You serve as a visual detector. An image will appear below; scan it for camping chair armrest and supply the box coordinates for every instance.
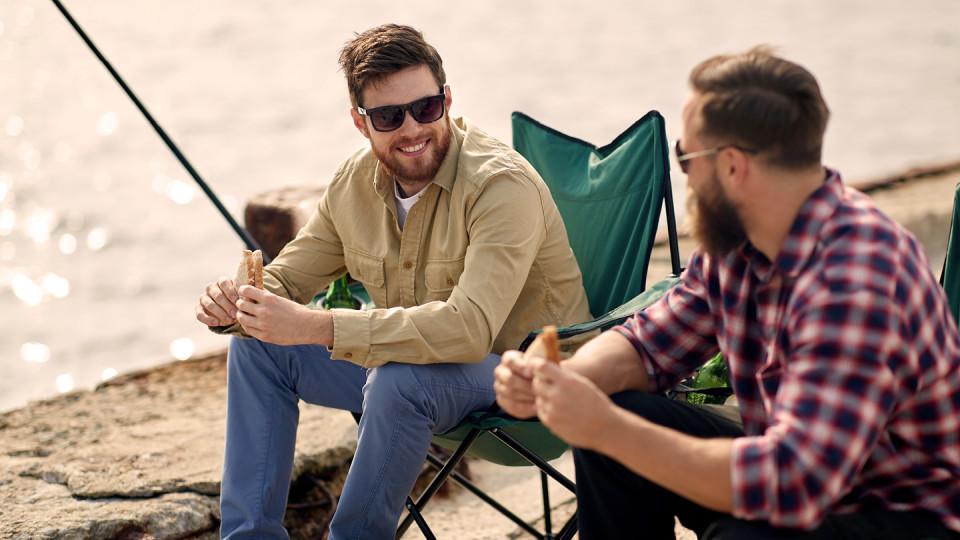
[519,274,681,351]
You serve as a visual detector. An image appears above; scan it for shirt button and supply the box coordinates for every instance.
[446,278,455,286]
[403,261,413,270]
[344,352,353,359]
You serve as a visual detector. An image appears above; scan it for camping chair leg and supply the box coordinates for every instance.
[557,512,578,540]
[489,428,577,493]
[541,471,553,538]
[397,429,482,538]
[663,175,682,275]
[403,497,437,540]
[423,452,543,538]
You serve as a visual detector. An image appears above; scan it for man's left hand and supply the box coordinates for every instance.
[531,358,620,450]
[236,285,332,346]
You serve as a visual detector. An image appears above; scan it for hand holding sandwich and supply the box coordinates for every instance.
[235,285,333,346]
[494,326,561,419]
[530,357,618,451]
[195,249,334,346]
[196,277,241,327]
[494,325,620,449]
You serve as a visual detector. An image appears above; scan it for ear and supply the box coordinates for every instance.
[443,84,452,112]
[350,108,370,139]
[718,147,750,191]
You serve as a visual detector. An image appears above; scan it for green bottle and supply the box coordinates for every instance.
[686,353,730,405]
[322,274,362,310]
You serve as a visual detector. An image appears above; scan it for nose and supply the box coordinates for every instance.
[395,109,420,137]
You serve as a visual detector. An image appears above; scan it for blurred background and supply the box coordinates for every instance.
[2,0,958,412]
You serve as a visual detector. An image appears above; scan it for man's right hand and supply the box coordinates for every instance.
[494,350,539,419]
[195,276,240,327]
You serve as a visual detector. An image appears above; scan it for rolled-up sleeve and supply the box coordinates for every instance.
[730,288,901,529]
[331,172,546,367]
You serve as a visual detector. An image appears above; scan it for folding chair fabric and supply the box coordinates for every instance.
[512,110,673,317]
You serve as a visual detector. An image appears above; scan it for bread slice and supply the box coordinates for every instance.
[523,325,560,363]
[236,249,264,289]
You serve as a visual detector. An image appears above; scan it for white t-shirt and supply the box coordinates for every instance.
[394,181,424,230]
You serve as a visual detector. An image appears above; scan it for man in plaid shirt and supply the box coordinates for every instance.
[495,47,960,539]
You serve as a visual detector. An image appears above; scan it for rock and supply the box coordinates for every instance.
[244,186,326,260]
[0,350,357,539]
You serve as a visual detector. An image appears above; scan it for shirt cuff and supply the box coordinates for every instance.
[330,308,372,365]
[730,435,777,522]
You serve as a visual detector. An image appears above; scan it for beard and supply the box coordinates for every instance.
[687,170,748,259]
[373,123,451,184]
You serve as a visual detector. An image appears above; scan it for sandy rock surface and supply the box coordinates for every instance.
[0,350,357,539]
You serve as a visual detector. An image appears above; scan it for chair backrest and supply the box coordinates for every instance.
[512,111,680,317]
[940,183,960,325]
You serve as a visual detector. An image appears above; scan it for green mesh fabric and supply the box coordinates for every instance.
[432,413,568,467]
[511,111,671,316]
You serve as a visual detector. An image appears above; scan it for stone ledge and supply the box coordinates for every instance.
[0,350,357,539]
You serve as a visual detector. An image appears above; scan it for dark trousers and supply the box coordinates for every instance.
[573,391,959,540]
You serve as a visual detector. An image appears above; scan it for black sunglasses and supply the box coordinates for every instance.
[357,90,446,132]
[674,139,758,174]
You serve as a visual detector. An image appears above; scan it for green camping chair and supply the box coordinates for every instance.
[396,110,683,539]
[939,183,960,323]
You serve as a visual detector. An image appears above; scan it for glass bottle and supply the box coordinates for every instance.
[322,274,362,310]
[686,353,730,405]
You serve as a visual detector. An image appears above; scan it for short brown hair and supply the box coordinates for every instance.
[689,46,829,169]
[338,24,446,107]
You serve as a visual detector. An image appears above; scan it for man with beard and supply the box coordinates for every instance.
[495,47,960,539]
[195,24,591,539]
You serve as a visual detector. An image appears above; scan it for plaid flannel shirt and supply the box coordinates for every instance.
[615,169,960,531]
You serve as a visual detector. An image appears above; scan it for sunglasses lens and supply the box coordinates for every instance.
[410,95,445,124]
[370,106,405,131]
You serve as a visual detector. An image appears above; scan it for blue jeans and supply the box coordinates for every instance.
[219,336,499,540]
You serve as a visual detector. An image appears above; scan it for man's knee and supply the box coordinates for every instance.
[609,391,682,425]
[364,363,428,412]
[227,336,284,377]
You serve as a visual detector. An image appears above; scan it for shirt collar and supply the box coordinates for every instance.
[745,168,844,282]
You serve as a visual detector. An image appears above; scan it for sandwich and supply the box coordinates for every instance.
[523,325,560,364]
[236,249,264,289]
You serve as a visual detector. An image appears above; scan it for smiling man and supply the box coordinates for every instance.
[495,47,960,539]
[194,24,590,539]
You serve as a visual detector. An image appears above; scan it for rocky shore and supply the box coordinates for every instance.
[2,163,958,539]
[0,350,357,539]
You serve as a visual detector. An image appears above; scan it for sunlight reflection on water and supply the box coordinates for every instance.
[96,112,118,136]
[5,115,23,137]
[170,338,195,361]
[11,273,43,306]
[41,273,70,299]
[58,233,77,254]
[20,342,50,364]
[86,227,109,251]
[55,373,74,393]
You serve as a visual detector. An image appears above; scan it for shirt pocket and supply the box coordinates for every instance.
[424,257,465,302]
[344,249,385,308]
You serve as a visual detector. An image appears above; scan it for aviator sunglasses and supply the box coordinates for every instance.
[357,90,446,132]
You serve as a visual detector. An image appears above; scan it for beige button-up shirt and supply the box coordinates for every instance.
[223,117,591,368]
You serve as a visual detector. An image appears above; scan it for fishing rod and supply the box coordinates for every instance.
[48,0,270,263]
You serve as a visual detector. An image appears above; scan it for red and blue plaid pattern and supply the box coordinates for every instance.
[615,169,960,531]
